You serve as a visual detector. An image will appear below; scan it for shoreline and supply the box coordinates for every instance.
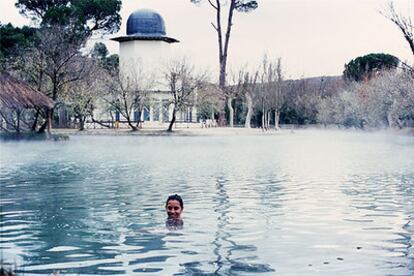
[51,126,414,137]
[52,127,280,137]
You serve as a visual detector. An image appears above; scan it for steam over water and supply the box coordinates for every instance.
[0,130,413,275]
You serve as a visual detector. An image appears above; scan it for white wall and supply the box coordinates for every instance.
[119,40,176,90]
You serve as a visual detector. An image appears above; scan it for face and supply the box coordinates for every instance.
[166,200,183,219]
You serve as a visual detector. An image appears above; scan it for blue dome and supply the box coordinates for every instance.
[126,9,166,36]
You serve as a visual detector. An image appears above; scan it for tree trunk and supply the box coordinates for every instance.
[214,0,236,127]
[58,107,67,128]
[127,117,138,131]
[47,108,52,134]
[124,104,137,131]
[227,97,234,127]
[261,101,265,131]
[79,116,85,131]
[215,2,225,127]
[274,110,280,130]
[245,92,253,128]
[37,109,51,134]
[267,111,271,129]
[168,108,177,132]
[31,109,40,131]
[38,120,47,133]
[16,110,21,133]
[135,110,142,129]
[387,112,394,128]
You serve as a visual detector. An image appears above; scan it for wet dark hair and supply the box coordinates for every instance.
[166,194,183,209]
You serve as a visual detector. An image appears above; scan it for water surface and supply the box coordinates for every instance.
[1,130,413,275]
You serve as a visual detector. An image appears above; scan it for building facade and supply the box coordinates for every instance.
[94,9,198,127]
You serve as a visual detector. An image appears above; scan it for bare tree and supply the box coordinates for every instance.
[226,68,245,127]
[190,0,258,125]
[269,58,284,129]
[316,70,414,129]
[14,49,46,131]
[243,72,255,128]
[15,26,87,133]
[228,67,258,128]
[257,56,284,130]
[382,1,414,56]
[257,76,270,130]
[365,70,414,128]
[104,64,154,131]
[165,59,206,132]
[196,83,224,125]
[64,59,105,130]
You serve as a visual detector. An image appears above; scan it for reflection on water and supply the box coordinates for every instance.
[179,176,274,275]
[166,218,183,231]
[0,130,413,275]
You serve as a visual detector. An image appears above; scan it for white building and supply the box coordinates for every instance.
[104,9,198,127]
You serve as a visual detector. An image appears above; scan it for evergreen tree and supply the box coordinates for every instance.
[343,53,399,82]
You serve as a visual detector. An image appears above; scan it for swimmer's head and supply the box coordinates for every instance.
[165,194,183,219]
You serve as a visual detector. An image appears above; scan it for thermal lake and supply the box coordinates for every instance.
[1,129,413,275]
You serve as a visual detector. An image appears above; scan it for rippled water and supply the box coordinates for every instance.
[0,130,413,275]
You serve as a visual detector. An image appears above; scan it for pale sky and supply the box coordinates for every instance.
[1,0,413,79]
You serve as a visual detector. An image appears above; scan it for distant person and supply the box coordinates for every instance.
[165,194,184,230]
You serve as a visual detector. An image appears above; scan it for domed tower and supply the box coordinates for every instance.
[110,9,197,125]
[111,9,179,90]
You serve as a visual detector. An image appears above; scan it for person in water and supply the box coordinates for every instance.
[165,194,184,230]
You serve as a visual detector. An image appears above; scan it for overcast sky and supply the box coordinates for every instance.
[1,0,413,79]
